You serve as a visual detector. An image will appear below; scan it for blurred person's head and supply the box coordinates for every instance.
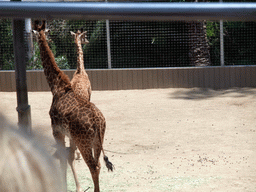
[0,114,64,192]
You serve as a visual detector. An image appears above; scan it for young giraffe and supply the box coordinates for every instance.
[70,29,91,161]
[70,28,91,101]
[33,20,113,192]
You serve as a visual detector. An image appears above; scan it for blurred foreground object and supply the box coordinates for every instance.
[0,114,65,192]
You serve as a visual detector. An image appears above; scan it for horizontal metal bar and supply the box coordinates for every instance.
[1,2,256,21]
[0,2,256,21]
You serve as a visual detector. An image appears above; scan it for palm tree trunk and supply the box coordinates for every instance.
[186,0,211,66]
[186,20,211,66]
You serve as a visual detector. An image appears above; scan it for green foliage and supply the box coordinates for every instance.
[2,54,14,70]
[206,21,221,66]
[47,20,73,67]
[0,19,14,70]
[223,22,256,65]
[27,41,70,70]
[206,22,219,40]
[27,42,43,70]
[55,55,70,69]
[87,20,105,46]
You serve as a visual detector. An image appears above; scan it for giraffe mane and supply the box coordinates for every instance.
[33,20,72,92]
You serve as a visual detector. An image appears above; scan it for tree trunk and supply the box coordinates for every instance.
[186,20,211,66]
[186,0,211,66]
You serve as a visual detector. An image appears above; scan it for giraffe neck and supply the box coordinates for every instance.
[38,31,71,95]
[75,38,85,74]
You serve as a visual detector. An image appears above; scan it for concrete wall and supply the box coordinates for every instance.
[0,66,256,92]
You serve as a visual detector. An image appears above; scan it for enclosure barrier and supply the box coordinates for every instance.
[1,2,256,131]
[1,2,256,21]
[1,66,256,92]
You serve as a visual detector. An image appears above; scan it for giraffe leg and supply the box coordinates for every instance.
[53,131,68,192]
[93,138,102,173]
[79,147,100,192]
[68,139,83,192]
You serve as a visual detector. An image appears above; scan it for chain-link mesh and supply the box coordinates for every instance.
[0,19,14,70]
[110,21,189,68]
[223,22,256,66]
[0,2,256,70]
[46,20,108,69]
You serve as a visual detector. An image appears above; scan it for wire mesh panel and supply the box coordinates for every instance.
[0,19,14,70]
[33,20,108,69]
[223,22,256,66]
[110,21,189,68]
[0,2,256,70]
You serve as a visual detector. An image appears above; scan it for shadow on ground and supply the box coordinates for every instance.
[169,87,256,100]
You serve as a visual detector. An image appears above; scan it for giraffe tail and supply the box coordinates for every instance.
[103,155,114,172]
[97,126,114,172]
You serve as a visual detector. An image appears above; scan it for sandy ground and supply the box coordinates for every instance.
[0,88,256,192]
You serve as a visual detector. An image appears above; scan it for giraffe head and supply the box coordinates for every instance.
[32,20,50,41]
[70,28,89,45]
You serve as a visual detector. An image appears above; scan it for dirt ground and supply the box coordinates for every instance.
[1,88,256,192]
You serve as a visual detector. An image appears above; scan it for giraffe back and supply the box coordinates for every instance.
[50,90,105,143]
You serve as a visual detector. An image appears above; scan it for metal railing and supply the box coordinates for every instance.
[0,2,256,21]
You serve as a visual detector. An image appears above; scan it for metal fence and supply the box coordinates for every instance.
[0,1,256,70]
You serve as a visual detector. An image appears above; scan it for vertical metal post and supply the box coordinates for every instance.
[25,18,34,61]
[12,18,32,134]
[220,0,225,66]
[105,0,112,69]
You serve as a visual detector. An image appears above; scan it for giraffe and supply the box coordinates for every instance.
[70,29,91,160]
[70,28,92,101]
[32,20,113,192]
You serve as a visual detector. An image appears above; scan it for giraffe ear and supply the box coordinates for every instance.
[81,31,88,38]
[32,30,39,35]
[44,29,50,35]
[70,31,76,37]
[70,31,76,43]
[81,32,89,44]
